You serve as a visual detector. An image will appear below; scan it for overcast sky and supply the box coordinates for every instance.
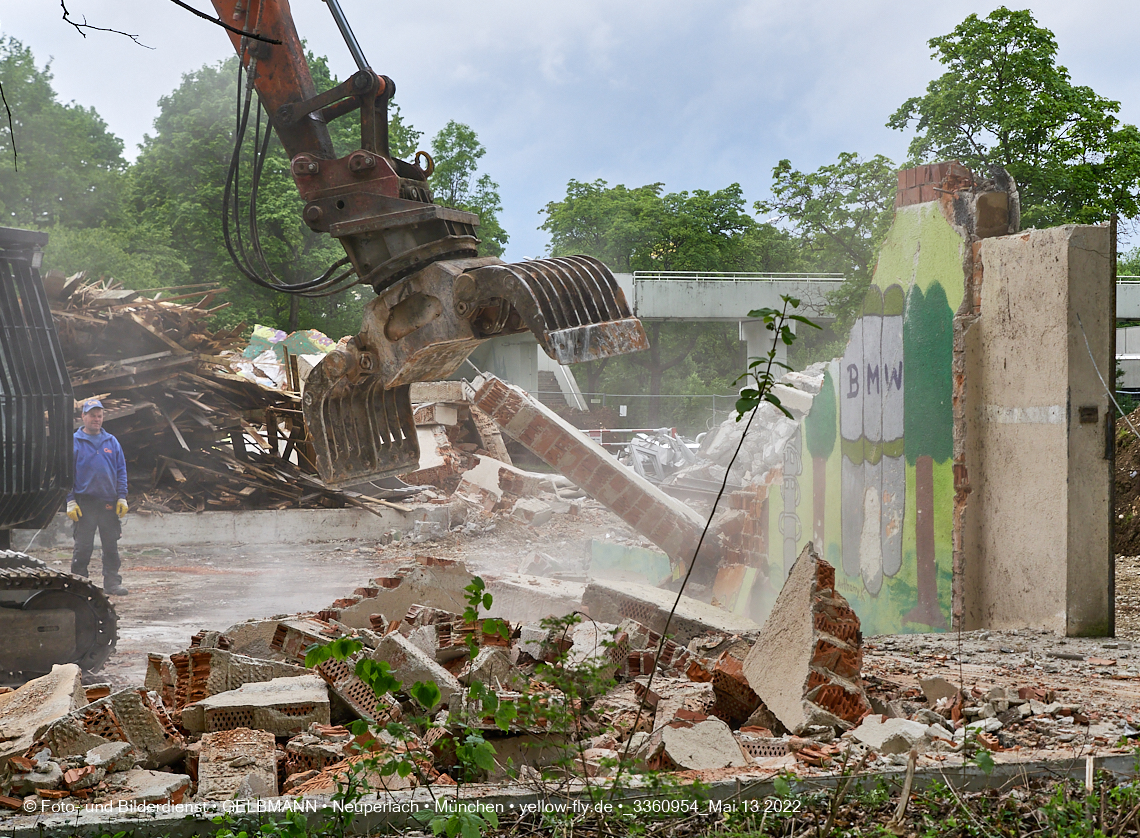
[4,1,1139,261]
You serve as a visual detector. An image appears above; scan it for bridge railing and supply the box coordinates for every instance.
[632,271,847,282]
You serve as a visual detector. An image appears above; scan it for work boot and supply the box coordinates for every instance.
[104,583,129,596]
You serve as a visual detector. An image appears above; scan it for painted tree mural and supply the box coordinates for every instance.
[903,282,953,628]
[805,367,836,549]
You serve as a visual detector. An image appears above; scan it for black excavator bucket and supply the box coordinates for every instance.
[0,227,74,534]
[303,255,648,488]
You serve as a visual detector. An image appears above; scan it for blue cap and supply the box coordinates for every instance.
[82,399,104,413]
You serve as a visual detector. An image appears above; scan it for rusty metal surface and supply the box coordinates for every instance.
[454,256,650,362]
[302,344,419,489]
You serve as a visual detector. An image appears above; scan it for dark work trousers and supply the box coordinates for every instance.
[70,496,122,587]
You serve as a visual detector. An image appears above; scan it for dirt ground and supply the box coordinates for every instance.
[25,499,1140,703]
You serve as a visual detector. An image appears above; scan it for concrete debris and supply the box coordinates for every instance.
[847,716,935,755]
[331,555,474,630]
[284,724,352,778]
[180,675,330,736]
[196,728,278,800]
[0,664,86,769]
[63,765,104,791]
[583,578,761,645]
[473,375,713,566]
[742,543,872,734]
[32,689,183,769]
[511,497,554,527]
[84,741,135,773]
[146,647,308,711]
[642,717,749,771]
[6,758,63,796]
[919,676,959,705]
[458,648,524,690]
[375,632,460,706]
[102,769,191,805]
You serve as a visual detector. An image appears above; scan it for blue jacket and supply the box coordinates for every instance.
[69,427,128,503]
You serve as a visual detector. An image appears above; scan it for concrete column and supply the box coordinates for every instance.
[961,225,1113,636]
[740,319,794,370]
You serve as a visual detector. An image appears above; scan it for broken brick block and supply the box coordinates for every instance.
[180,675,330,736]
[742,543,871,733]
[32,689,184,769]
[710,653,762,726]
[163,648,309,711]
[63,765,104,791]
[0,664,86,769]
[284,725,352,777]
[511,497,553,527]
[197,728,278,800]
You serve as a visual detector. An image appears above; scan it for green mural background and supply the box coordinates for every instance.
[765,202,962,635]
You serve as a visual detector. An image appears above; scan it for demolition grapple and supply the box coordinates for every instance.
[209,0,648,487]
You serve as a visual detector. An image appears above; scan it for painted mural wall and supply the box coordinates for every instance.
[767,201,963,635]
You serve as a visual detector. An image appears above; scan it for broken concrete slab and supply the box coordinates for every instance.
[582,579,761,645]
[284,725,352,777]
[847,715,934,755]
[33,689,184,769]
[334,556,474,630]
[196,728,278,801]
[0,664,86,769]
[920,676,959,705]
[180,675,330,736]
[459,648,524,691]
[375,632,460,706]
[643,718,749,771]
[485,574,584,625]
[84,741,135,773]
[102,769,191,805]
[742,543,872,734]
[511,497,553,527]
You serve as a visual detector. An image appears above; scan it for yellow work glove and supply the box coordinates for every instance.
[66,501,82,522]
[116,499,129,518]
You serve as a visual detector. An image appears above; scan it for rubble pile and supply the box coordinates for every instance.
[45,271,400,516]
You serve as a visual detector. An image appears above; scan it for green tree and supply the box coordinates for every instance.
[902,282,953,629]
[888,6,1140,227]
[129,54,372,336]
[756,153,897,338]
[428,121,507,257]
[0,36,126,228]
[540,179,798,426]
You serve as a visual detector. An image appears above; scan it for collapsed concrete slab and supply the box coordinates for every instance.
[180,675,330,736]
[484,574,584,625]
[33,689,184,769]
[473,376,713,568]
[196,728,278,800]
[742,544,871,733]
[582,579,761,645]
[0,664,86,769]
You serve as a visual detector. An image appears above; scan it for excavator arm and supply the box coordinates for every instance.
[208,0,648,487]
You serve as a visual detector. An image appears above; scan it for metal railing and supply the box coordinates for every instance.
[632,270,846,282]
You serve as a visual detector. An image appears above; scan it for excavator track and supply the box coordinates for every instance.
[0,550,118,682]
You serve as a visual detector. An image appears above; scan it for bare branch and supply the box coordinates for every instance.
[166,0,283,45]
[60,1,154,49]
[0,81,15,172]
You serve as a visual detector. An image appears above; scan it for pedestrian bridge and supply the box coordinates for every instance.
[624,272,1140,321]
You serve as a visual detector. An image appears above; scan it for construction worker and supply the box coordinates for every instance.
[67,399,130,595]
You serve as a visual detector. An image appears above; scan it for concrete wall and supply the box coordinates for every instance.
[960,226,1113,635]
